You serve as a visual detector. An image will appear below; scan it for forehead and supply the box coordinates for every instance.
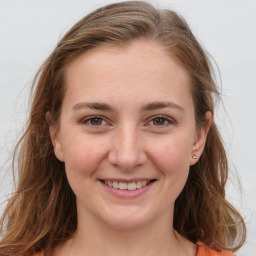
[65,40,189,77]
[63,40,192,108]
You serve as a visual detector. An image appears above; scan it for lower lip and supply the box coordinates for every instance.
[99,180,156,199]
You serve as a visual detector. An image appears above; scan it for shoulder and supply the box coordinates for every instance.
[196,241,236,256]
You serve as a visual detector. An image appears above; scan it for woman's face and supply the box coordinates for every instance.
[51,41,210,229]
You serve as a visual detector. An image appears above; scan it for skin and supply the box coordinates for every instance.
[50,40,211,256]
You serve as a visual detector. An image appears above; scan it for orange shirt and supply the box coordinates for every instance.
[196,241,236,256]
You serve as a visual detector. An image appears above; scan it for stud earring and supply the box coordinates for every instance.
[192,155,199,159]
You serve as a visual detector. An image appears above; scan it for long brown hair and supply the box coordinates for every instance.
[0,1,246,255]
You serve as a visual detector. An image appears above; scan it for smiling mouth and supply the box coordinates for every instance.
[100,180,156,191]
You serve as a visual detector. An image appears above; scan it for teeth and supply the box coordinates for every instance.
[113,181,118,189]
[119,182,128,190]
[136,181,142,189]
[128,182,136,190]
[104,180,151,190]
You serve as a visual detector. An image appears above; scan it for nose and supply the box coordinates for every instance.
[108,126,147,171]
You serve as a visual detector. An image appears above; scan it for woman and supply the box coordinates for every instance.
[0,1,246,255]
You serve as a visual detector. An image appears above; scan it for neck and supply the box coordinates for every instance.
[56,209,196,256]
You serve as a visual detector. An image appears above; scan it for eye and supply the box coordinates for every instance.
[89,117,104,125]
[148,115,175,127]
[81,116,107,126]
[152,117,167,125]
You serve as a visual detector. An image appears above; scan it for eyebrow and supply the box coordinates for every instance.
[72,101,184,112]
[72,102,116,112]
[141,101,184,112]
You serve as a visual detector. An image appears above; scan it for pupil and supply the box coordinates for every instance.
[154,118,164,125]
[91,118,102,125]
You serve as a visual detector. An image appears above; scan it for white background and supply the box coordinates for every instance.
[0,0,255,255]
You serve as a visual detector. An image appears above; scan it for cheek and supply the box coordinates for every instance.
[149,136,192,177]
[62,135,107,178]
[62,136,109,199]
[146,136,193,206]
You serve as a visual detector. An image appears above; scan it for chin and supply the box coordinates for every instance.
[99,206,153,230]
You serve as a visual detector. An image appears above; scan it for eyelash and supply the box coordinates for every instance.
[80,115,108,127]
[146,115,175,128]
[80,115,175,128]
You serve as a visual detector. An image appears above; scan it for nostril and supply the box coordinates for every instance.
[107,138,147,170]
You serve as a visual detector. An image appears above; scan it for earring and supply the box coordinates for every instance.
[192,155,199,159]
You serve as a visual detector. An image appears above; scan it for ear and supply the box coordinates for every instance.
[46,112,64,162]
[190,111,212,165]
